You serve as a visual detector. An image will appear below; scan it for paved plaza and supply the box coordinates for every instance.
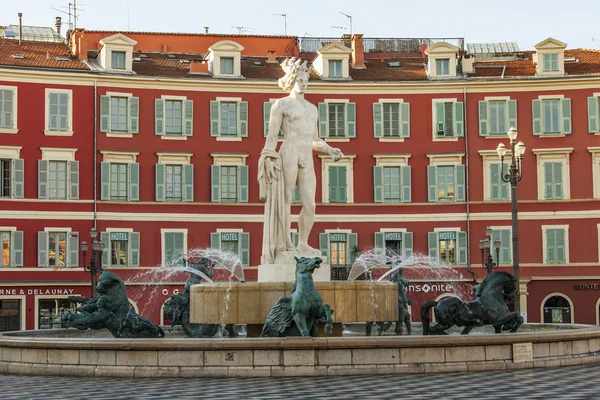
[1,363,599,399]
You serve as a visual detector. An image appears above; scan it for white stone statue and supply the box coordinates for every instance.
[258,58,344,264]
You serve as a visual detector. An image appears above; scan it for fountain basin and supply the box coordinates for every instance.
[189,281,398,325]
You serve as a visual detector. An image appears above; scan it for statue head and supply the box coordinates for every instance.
[96,270,126,294]
[278,58,310,93]
[294,256,323,273]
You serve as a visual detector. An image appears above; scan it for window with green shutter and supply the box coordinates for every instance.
[543,53,559,72]
[48,161,67,200]
[328,60,342,77]
[324,232,358,280]
[211,231,250,267]
[102,231,140,267]
[102,162,138,202]
[328,165,347,203]
[428,231,467,265]
[110,163,128,201]
[155,98,193,137]
[165,100,183,135]
[588,96,600,133]
[110,97,128,132]
[427,164,465,202]
[209,100,248,138]
[435,59,450,75]
[435,101,463,138]
[318,102,356,139]
[165,165,183,202]
[48,92,69,131]
[163,232,185,266]
[491,229,511,265]
[374,231,413,259]
[0,88,15,129]
[221,166,238,202]
[0,159,11,198]
[45,231,75,267]
[489,163,510,201]
[545,228,566,264]
[373,166,412,203]
[155,163,193,203]
[377,103,410,138]
[211,165,248,203]
[220,57,234,74]
[543,161,564,200]
[111,51,126,69]
[0,231,11,266]
[101,95,139,134]
[532,98,571,135]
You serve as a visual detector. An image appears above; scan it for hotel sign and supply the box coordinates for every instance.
[110,232,128,241]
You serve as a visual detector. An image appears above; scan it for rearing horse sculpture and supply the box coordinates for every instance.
[421,271,523,335]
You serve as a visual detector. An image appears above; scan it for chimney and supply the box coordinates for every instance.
[204,27,209,34]
[267,50,277,63]
[351,34,365,69]
[18,13,23,46]
[162,44,168,53]
[55,17,62,35]
[190,59,209,74]
[419,44,427,58]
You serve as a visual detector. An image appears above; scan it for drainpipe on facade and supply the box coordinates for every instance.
[463,87,476,283]
[93,80,97,229]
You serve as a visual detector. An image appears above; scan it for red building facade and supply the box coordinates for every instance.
[1,28,599,331]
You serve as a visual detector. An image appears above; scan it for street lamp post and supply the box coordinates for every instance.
[479,226,501,276]
[496,127,526,315]
[81,227,105,298]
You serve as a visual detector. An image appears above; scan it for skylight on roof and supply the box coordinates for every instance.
[12,54,24,59]
[387,61,401,68]
[467,42,520,54]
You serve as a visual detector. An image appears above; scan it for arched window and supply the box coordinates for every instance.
[542,294,572,323]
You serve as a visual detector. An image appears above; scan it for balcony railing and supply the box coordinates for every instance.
[298,37,464,54]
[331,264,352,281]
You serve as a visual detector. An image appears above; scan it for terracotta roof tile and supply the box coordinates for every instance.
[0,40,88,70]
[565,49,600,75]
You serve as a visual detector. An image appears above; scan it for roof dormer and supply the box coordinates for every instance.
[98,33,137,73]
[312,42,352,80]
[207,40,244,78]
[425,42,460,79]
[533,37,567,76]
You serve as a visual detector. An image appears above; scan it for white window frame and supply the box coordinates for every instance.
[0,85,18,134]
[207,40,244,78]
[40,147,77,162]
[532,148,573,200]
[541,224,570,264]
[211,153,248,167]
[159,94,188,141]
[427,153,464,167]
[0,146,22,159]
[44,88,73,136]
[319,154,356,204]
[589,147,600,199]
[105,91,134,138]
[377,98,408,143]
[478,150,511,201]
[431,98,460,142]
[160,228,188,265]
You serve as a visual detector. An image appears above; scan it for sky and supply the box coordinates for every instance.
[4,0,600,50]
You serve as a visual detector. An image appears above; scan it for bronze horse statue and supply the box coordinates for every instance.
[420,271,523,335]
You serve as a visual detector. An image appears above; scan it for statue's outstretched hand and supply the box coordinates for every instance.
[265,157,281,183]
[329,148,344,162]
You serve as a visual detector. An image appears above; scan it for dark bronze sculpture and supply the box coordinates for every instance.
[366,268,412,336]
[261,256,334,337]
[420,271,523,335]
[163,258,237,337]
[62,270,165,338]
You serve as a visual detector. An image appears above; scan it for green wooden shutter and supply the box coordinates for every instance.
[501,230,511,264]
[318,102,328,138]
[345,102,356,138]
[374,232,385,256]
[435,102,445,135]
[100,95,110,132]
[588,97,599,133]
[101,162,111,200]
[561,98,571,134]
[339,166,347,203]
[508,100,517,130]
[544,162,554,199]
[38,231,48,267]
[38,160,48,199]
[129,97,139,134]
[68,160,79,200]
[210,101,220,137]
[100,232,110,267]
[155,99,164,135]
[290,232,299,247]
[164,232,174,264]
[373,102,383,138]
[500,164,509,200]
[240,232,250,266]
[401,102,410,138]
[556,229,566,263]
[543,54,551,71]
[11,231,23,267]
[551,53,559,71]
[329,166,338,202]
[238,101,248,137]
[238,165,248,203]
[130,232,140,267]
[155,163,165,202]
[264,101,272,137]
[68,232,79,267]
[183,100,193,136]
[402,232,413,258]
[546,229,556,263]
[319,233,329,258]
[12,158,24,199]
[453,102,464,137]
[532,100,542,136]
[211,165,221,202]
[457,231,468,265]
[128,163,139,201]
[490,163,500,200]
[373,166,383,203]
[455,164,465,202]
[401,166,411,203]
[210,232,220,250]
[478,100,488,136]
[427,165,437,202]
[427,232,438,261]
[183,164,194,202]
[48,92,58,131]
[348,233,358,265]
[553,162,563,199]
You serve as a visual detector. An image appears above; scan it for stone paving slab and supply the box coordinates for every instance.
[1,362,599,399]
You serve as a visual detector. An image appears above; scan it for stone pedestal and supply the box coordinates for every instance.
[258,250,331,282]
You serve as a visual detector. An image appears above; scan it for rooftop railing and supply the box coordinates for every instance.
[298,37,464,54]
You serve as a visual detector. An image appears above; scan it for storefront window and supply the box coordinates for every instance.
[543,295,572,323]
[38,298,77,329]
[439,231,456,264]
[0,299,20,331]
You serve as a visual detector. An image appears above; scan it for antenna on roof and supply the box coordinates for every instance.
[127,4,130,31]
[339,12,352,36]
[231,26,254,35]
[272,13,287,35]
[51,1,91,31]
[331,26,346,32]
